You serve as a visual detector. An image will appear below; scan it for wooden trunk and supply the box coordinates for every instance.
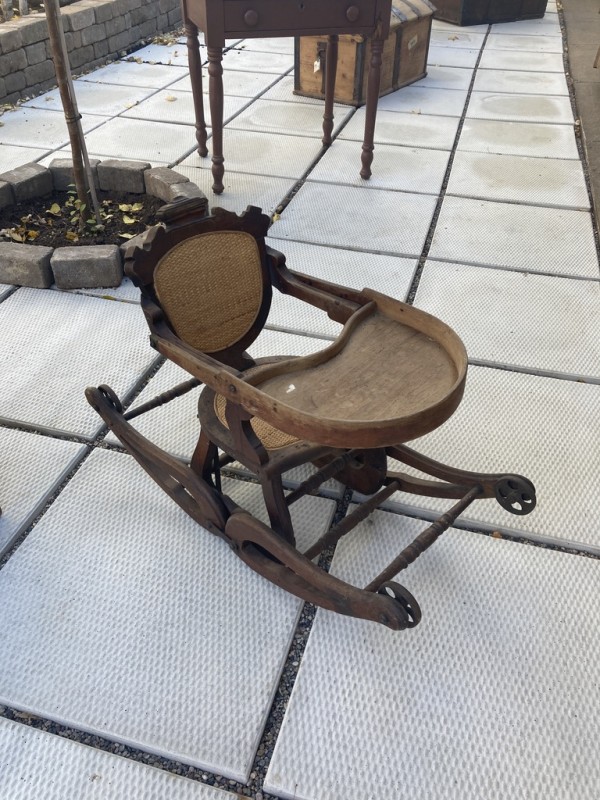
[294,0,434,107]
[433,0,548,26]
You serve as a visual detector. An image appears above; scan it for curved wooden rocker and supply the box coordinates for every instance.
[86,199,536,631]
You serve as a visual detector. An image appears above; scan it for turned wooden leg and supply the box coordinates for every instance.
[360,34,384,180]
[207,45,225,194]
[322,34,338,146]
[183,11,208,157]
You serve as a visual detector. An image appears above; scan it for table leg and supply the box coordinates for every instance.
[207,46,225,194]
[322,34,338,146]
[183,13,208,157]
[360,34,384,180]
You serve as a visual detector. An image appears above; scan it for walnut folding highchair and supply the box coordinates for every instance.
[86,199,536,631]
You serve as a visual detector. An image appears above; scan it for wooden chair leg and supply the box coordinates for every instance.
[259,472,296,546]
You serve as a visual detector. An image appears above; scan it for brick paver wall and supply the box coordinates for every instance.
[0,0,182,106]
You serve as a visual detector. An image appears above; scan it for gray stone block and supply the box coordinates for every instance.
[51,244,123,289]
[24,41,47,66]
[0,49,27,78]
[24,59,55,87]
[0,25,23,54]
[49,158,101,192]
[20,17,49,47]
[105,15,127,36]
[168,182,209,205]
[5,71,26,93]
[64,30,83,51]
[94,1,114,23]
[167,7,182,25]
[68,45,95,70]
[144,167,190,201]
[93,40,111,60]
[0,243,53,288]
[0,181,14,210]
[81,23,107,47]
[97,159,151,193]
[0,163,53,202]
[108,31,133,53]
[68,6,96,31]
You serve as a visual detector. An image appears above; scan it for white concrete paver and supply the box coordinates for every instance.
[446,150,589,208]
[77,61,189,89]
[472,67,569,95]
[485,33,563,52]
[225,98,352,138]
[457,118,579,159]
[270,182,437,256]
[308,139,450,194]
[0,427,85,556]
[414,261,600,379]
[376,85,468,117]
[221,47,293,74]
[478,49,565,72]
[339,108,460,151]
[0,289,156,439]
[0,144,51,173]
[265,512,600,800]
[0,449,334,782]
[389,366,600,548]
[467,90,574,124]
[0,717,240,800]
[77,116,197,165]
[122,89,250,127]
[428,196,598,277]
[23,82,156,116]
[0,108,105,149]
[427,45,481,68]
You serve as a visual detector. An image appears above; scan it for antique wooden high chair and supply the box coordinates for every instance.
[86,198,536,631]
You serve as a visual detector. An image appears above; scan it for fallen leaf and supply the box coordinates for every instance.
[118,203,132,212]
[65,230,79,242]
[165,95,177,102]
[9,231,24,242]
[46,202,61,215]
[131,202,143,212]
[122,214,138,224]
[119,232,136,239]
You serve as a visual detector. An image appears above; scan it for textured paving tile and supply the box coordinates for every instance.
[0,144,50,173]
[23,82,156,116]
[491,17,562,36]
[0,289,156,438]
[266,240,417,336]
[0,108,105,149]
[339,108,459,151]
[222,47,293,74]
[308,139,449,194]
[467,91,573,124]
[59,278,140,304]
[182,128,323,179]
[428,196,598,277]
[432,20,489,34]
[377,86,468,117]
[105,329,326,458]
[388,366,600,547]
[427,45,481,69]
[430,29,486,50]
[127,42,194,67]
[170,70,281,98]
[0,718,239,800]
[457,118,579,159]
[478,49,565,72]
[78,61,188,88]
[170,164,295,215]
[417,64,474,90]
[414,261,600,379]
[260,74,330,105]
[226,98,352,138]
[265,511,600,800]
[234,37,294,53]
[122,89,250,127]
[78,117,195,165]
[0,427,85,556]
[473,67,569,95]
[0,449,334,781]
[269,182,437,256]
[486,33,563,52]
[446,151,589,208]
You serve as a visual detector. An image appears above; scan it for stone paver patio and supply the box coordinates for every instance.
[1,4,600,798]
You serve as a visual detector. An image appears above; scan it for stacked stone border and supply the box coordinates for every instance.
[0,158,207,289]
[0,0,182,106]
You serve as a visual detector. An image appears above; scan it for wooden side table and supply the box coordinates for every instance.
[181,0,393,193]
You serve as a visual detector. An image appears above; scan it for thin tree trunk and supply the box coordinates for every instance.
[44,0,101,228]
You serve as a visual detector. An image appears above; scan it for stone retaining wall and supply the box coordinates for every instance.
[0,0,182,106]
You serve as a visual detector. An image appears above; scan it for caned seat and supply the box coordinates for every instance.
[87,199,536,631]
